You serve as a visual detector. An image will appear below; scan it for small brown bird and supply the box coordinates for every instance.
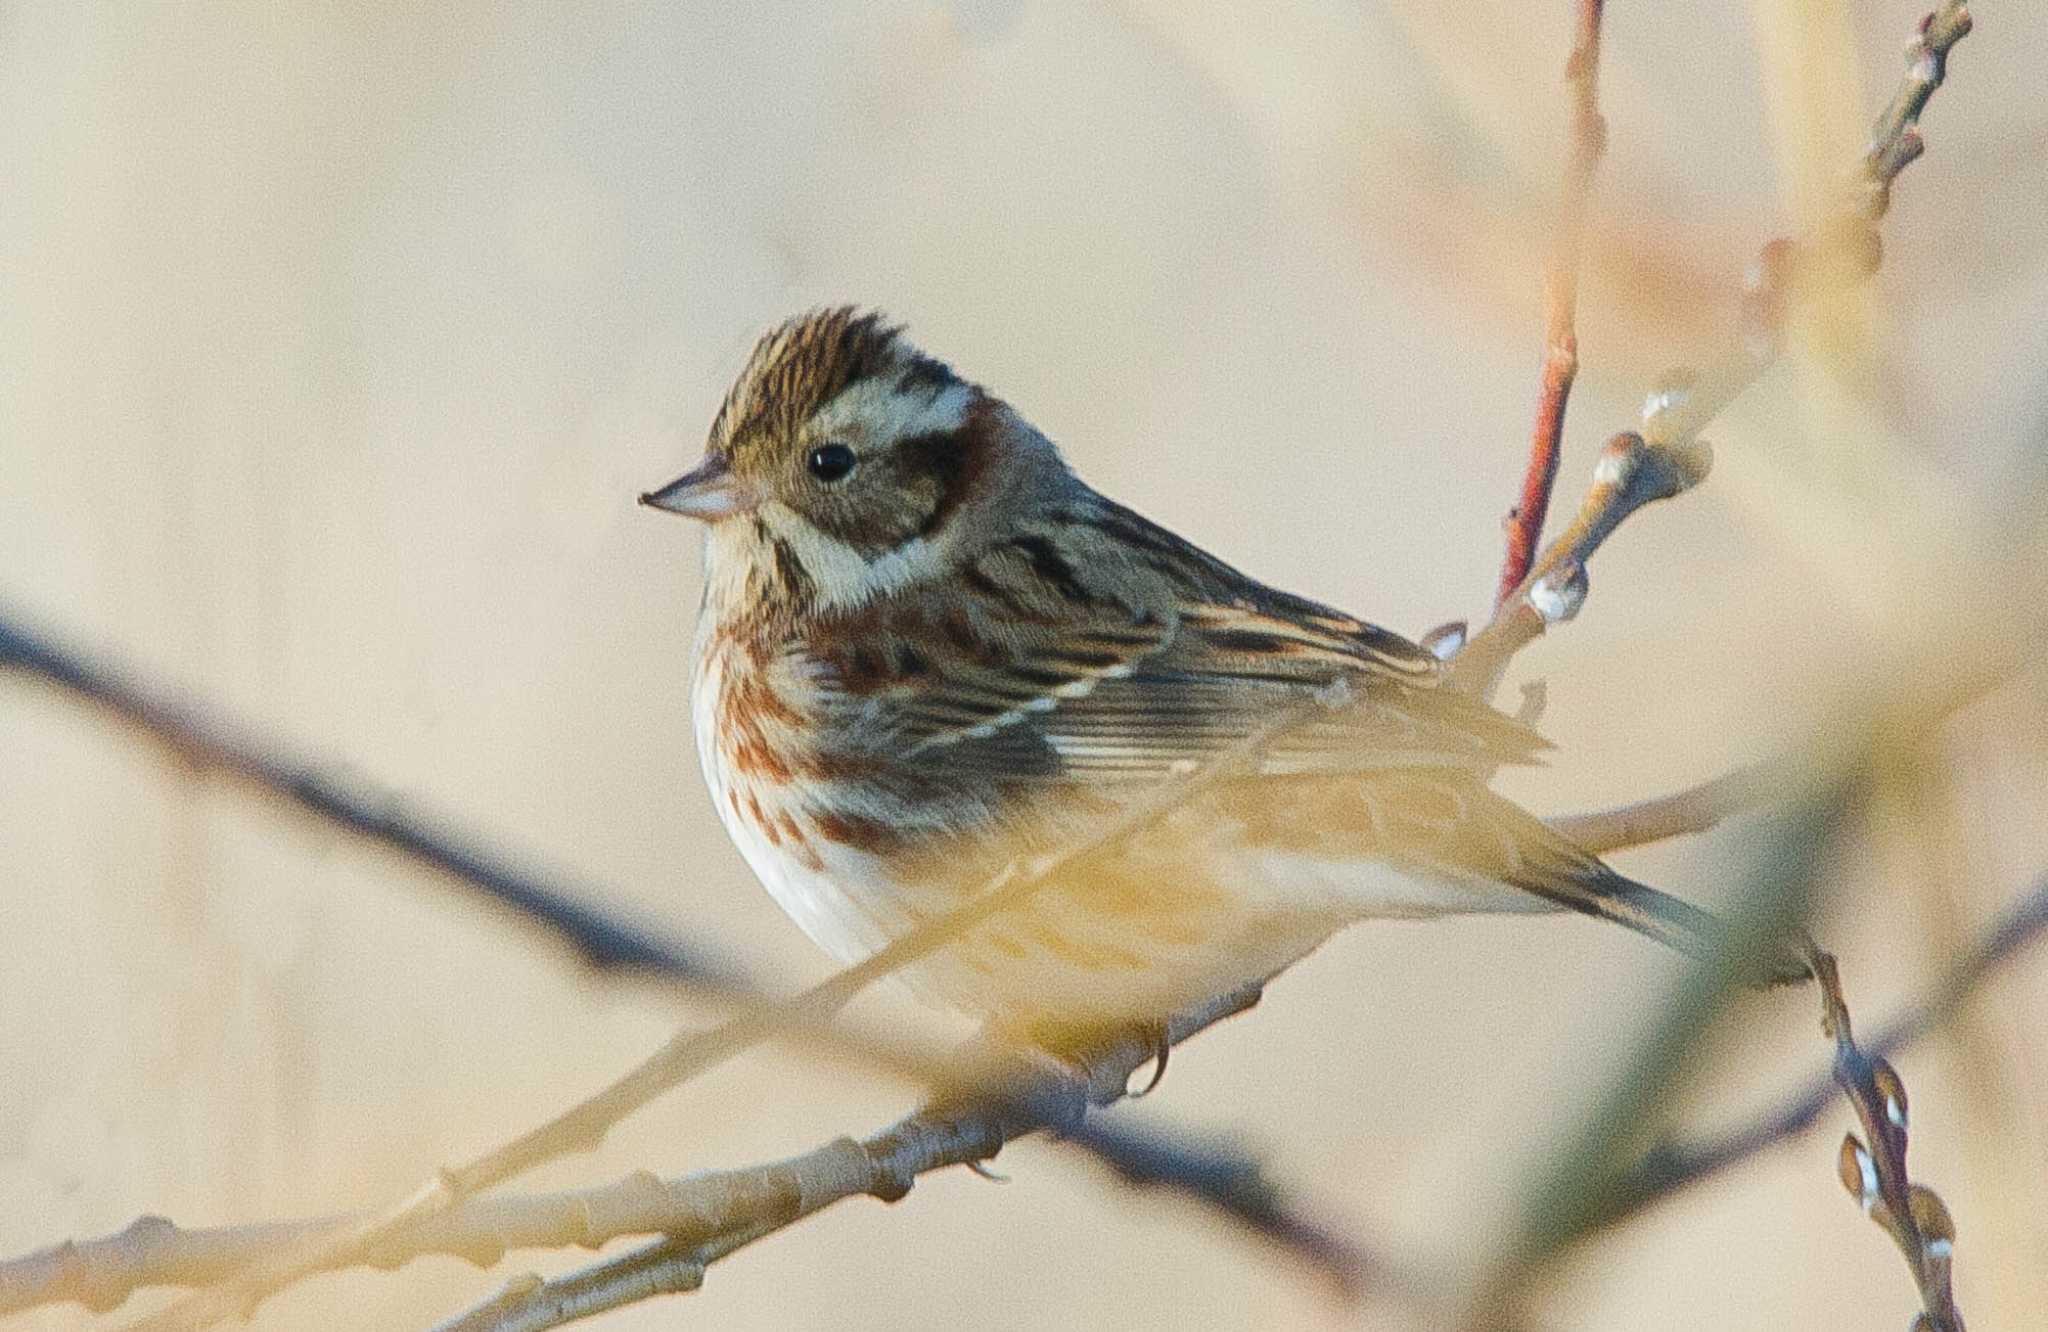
[644,309,1793,1040]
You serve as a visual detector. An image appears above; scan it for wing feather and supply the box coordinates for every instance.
[802,512,1548,784]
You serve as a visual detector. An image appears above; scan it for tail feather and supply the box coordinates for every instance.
[1247,771,1814,984]
[1449,784,1813,986]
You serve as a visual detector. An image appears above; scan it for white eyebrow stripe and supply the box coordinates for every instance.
[809,369,974,448]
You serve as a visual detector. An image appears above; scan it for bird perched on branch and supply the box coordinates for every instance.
[643,308,1802,1044]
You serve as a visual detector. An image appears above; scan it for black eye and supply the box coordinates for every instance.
[806,443,857,483]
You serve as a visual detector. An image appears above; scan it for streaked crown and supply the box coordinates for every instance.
[709,308,962,460]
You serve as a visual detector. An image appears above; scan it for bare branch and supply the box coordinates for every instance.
[1545,761,1780,854]
[122,708,1332,1331]
[5,988,1380,1321]
[1496,0,1608,608]
[1593,873,2048,1236]
[432,992,1386,1331]
[0,602,749,992]
[0,608,1362,1321]
[1452,0,1974,697]
[1812,950,1963,1330]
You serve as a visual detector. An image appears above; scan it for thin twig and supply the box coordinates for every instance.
[1545,760,1780,854]
[0,603,749,992]
[1595,873,2048,1238]
[1496,0,1608,608]
[1812,950,1963,1330]
[1453,0,1974,699]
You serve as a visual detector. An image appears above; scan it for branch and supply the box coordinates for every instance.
[431,987,1386,1331]
[0,607,1365,1321]
[4,988,1379,1320]
[1545,760,1780,854]
[1813,950,1962,1330]
[122,709,1335,1330]
[1452,0,1974,698]
[1592,873,2048,1237]
[1496,0,1608,607]
[0,601,748,992]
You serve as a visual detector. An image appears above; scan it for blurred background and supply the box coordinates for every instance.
[3,1,2045,1327]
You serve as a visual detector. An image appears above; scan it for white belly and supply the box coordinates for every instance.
[693,639,904,965]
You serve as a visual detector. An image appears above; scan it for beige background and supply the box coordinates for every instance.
[4,1,2046,1327]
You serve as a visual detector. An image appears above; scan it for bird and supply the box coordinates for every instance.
[641,307,1804,1049]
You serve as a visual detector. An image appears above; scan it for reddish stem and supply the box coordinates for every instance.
[1496,0,1607,610]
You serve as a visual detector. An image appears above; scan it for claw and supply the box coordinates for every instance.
[1130,1023,1171,1098]
[966,1159,1010,1183]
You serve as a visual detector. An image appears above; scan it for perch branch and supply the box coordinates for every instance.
[1496,0,1608,607]
[0,609,1356,1320]
[431,989,1385,1331]
[126,708,1333,1330]
[0,602,748,992]
[7,986,1377,1320]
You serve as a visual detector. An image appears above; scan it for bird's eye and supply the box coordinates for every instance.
[806,443,857,484]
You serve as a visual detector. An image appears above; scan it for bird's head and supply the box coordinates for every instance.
[643,308,1067,613]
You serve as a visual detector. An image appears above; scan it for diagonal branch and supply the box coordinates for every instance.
[1591,872,2048,1235]
[1496,0,1608,608]
[429,989,1390,1332]
[123,708,1329,1331]
[5,986,1380,1320]
[1453,0,1974,699]
[0,608,1362,1322]
[0,602,749,992]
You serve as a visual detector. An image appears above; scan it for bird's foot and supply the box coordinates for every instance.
[1014,1018,1175,1103]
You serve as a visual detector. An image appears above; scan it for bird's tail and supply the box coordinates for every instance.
[1466,786,1814,987]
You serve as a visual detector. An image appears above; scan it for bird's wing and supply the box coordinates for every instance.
[802,538,1547,785]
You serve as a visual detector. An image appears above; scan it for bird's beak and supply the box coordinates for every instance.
[638,454,759,521]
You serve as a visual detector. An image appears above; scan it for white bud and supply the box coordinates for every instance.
[1529,565,1588,624]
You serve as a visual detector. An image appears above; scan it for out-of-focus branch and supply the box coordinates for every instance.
[1546,760,1780,854]
[1451,0,1974,699]
[432,988,1389,1332]
[1496,0,1607,608]
[1591,873,2048,1237]
[0,608,1362,1322]
[0,602,749,992]
[125,710,1331,1331]
[1463,786,1849,1330]
[7,985,1381,1321]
